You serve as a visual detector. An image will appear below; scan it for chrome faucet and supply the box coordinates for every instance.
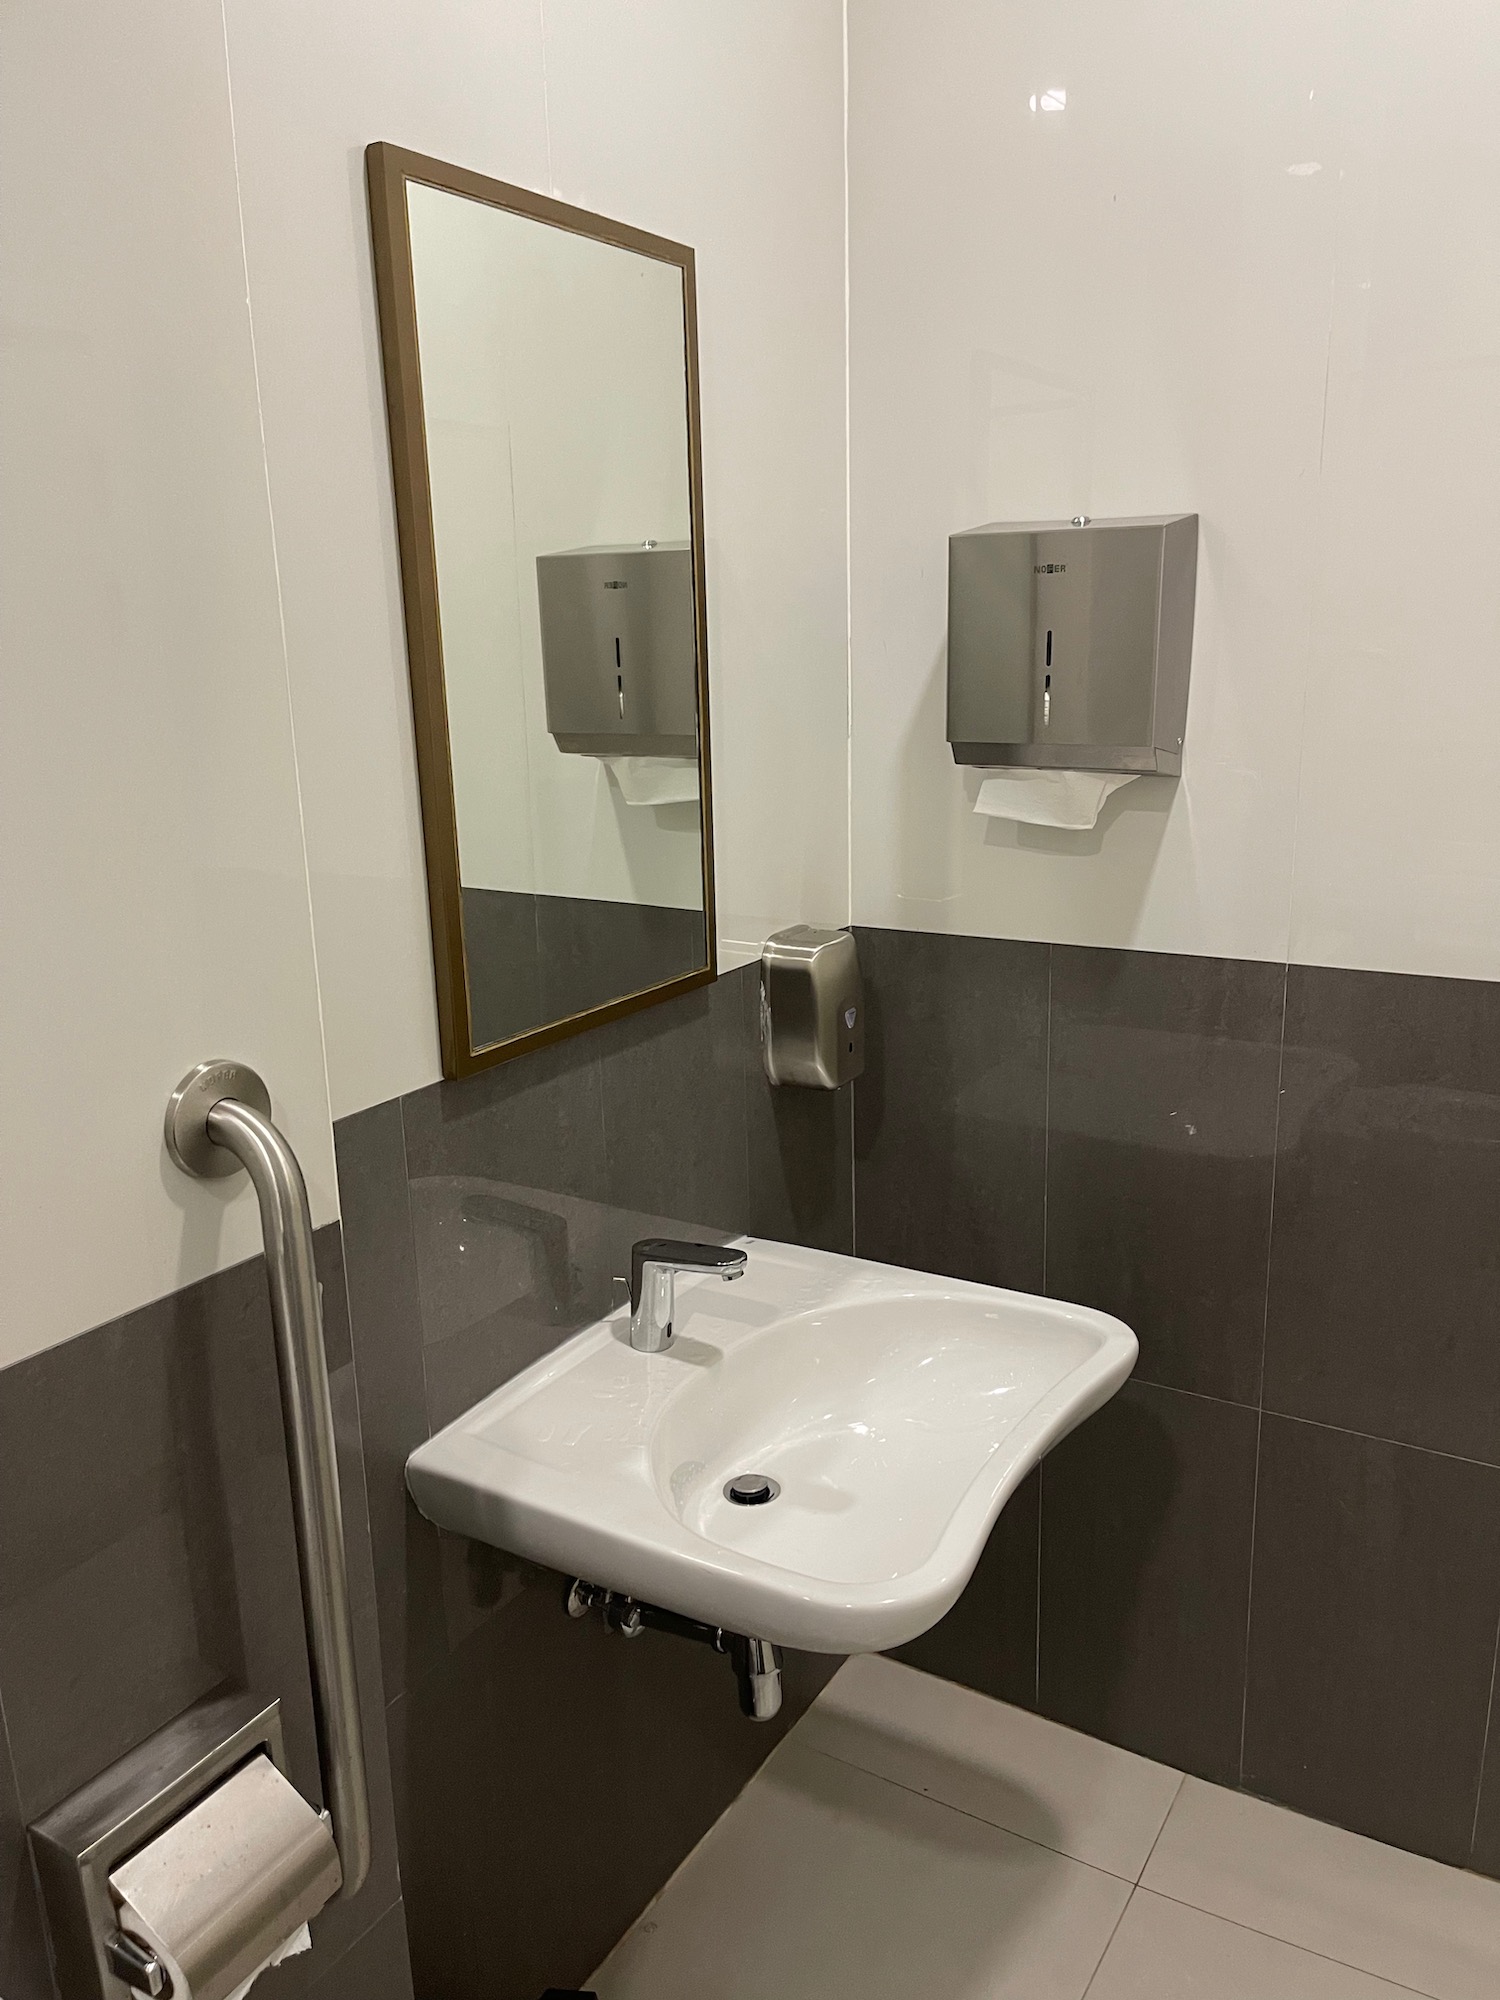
[629,1238,747,1352]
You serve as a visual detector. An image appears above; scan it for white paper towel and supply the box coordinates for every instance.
[973,768,1138,830]
[601,754,699,806]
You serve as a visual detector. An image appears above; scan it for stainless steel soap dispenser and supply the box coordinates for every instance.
[947,513,1197,774]
[536,540,698,757]
[760,927,864,1089]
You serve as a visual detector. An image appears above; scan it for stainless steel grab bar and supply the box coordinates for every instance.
[165,1061,372,1901]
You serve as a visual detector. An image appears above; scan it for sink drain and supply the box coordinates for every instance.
[724,1472,781,1506]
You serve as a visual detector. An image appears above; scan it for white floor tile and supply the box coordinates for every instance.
[592,1737,1131,2000]
[1086,1889,1429,2000]
[1142,1778,1500,2000]
[798,1655,1182,1879]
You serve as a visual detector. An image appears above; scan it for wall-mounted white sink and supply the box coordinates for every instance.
[406,1238,1135,1654]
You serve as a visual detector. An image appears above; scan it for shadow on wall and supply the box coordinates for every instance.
[1037,1390,1180,1735]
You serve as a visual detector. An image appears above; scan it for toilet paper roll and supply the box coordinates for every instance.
[973,768,1139,830]
[601,754,700,806]
[109,1754,341,2000]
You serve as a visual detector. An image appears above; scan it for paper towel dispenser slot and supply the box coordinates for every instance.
[30,1693,341,2000]
[947,513,1197,776]
[538,541,699,758]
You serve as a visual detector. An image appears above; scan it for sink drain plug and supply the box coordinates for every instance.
[724,1472,781,1506]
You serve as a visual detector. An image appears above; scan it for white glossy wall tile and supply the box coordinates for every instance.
[219,0,552,1116]
[224,0,849,1116]
[849,0,1500,979]
[1287,8,1500,979]
[848,0,1343,961]
[0,0,338,1366]
[538,2,851,977]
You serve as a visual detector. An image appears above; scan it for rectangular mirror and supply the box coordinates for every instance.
[367,143,715,1077]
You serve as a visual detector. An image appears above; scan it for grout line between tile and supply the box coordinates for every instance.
[537,0,555,195]
[1236,962,1289,1777]
[1258,962,1290,1404]
[1262,1405,1500,1476]
[395,1094,434,1443]
[1136,1884,1447,2000]
[1034,1458,1044,1709]
[1133,1771,1186,1884]
[1237,1403,1264,1789]
[841,0,853,931]
[1041,942,1053,1295]
[796,1741,1156,1886]
[1077,1884,1138,2000]
[1467,1601,1500,1861]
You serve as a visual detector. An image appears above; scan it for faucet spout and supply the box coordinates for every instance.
[629,1238,748,1352]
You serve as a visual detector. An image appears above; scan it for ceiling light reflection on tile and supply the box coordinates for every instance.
[1029,88,1067,113]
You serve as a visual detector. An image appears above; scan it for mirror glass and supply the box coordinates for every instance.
[371,150,714,1074]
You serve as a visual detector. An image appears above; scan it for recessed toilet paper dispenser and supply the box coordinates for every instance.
[947,513,1197,776]
[29,1062,374,1999]
[30,1693,340,2000]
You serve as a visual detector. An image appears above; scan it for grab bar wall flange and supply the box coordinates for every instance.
[165,1061,372,1900]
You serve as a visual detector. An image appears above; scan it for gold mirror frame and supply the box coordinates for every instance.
[365,142,717,1079]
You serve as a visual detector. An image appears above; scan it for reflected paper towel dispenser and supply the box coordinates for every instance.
[947,514,1197,775]
[760,926,864,1089]
[30,1693,340,2000]
[537,541,698,758]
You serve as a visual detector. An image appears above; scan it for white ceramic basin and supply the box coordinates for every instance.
[405,1237,1136,1653]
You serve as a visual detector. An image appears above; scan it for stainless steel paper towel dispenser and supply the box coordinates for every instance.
[537,540,698,757]
[760,927,864,1089]
[947,514,1197,775]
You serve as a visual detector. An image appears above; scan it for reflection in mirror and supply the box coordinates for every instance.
[368,147,714,1076]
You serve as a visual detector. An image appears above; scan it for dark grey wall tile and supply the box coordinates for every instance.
[334,967,834,1999]
[462,885,544,1048]
[1243,1415,1500,1866]
[408,1176,617,1433]
[0,1230,404,1998]
[889,1468,1039,1708]
[533,892,707,1026]
[742,965,855,1253]
[333,1101,430,1708]
[598,970,751,1233]
[1264,965,1500,1464]
[388,1564,837,2000]
[1046,947,1283,1404]
[460,888,709,1052]
[1468,1666,1500,1879]
[0,1697,54,2000]
[294,1899,415,2000]
[854,927,1048,1290]
[402,1031,609,1201]
[402,1034,618,1511]
[1038,1380,1259,1784]
[0,1256,295,1819]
